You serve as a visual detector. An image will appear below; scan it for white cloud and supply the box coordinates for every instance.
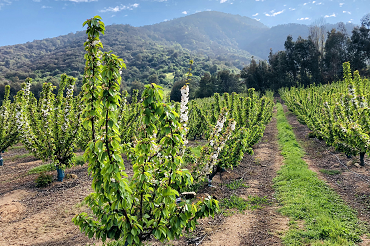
[343,11,351,14]
[339,3,344,7]
[42,5,52,8]
[220,0,227,3]
[303,2,307,5]
[252,13,258,16]
[312,1,316,3]
[265,9,285,17]
[100,3,139,12]
[0,0,12,10]
[254,18,260,21]
[255,0,265,2]
[324,13,336,18]
[317,2,323,5]
[67,0,97,2]
[297,17,310,20]
[182,10,187,14]
[289,7,296,10]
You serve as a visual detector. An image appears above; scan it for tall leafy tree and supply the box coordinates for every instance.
[323,29,350,82]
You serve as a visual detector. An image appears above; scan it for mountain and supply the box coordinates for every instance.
[0,11,360,97]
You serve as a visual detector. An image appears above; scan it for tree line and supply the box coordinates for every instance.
[241,15,370,92]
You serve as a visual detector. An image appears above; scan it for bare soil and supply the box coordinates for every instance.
[0,109,290,246]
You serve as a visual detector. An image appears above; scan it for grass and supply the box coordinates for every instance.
[27,156,85,175]
[226,179,249,190]
[220,194,269,214]
[8,145,25,150]
[319,169,341,175]
[274,103,366,245]
[189,145,202,157]
[4,153,33,162]
[27,163,56,175]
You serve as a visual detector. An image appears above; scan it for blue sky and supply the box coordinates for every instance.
[1,0,368,46]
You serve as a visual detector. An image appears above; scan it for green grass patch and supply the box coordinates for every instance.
[189,145,202,157]
[27,163,56,175]
[27,156,85,175]
[8,145,25,150]
[226,179,249,190]
[4,153,33,162]
[274,103,366,245]
[320,169,341,175]
[74,155,85,166]
[220,194,269,213]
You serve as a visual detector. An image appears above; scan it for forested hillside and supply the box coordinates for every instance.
[0,11,365,100]
[0,11,265,95]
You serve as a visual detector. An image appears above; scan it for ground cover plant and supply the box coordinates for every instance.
[274,102,366,245]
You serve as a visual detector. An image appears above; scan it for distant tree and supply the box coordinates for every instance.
[348,26,370,74]
[309,18,327,59]
[293,36,320,86]
[170,79,187,102]
[323,29,350,82]
[216,70,240,94]
[361,13,370,29]
[284,36,298,81]
[196,72,215,98]
[148,74,159,84]
[268,50,290,90]
[209,64,218,74]
[241,58,258,89]
[129,80,144,100]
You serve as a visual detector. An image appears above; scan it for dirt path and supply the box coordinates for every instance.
[282,104,370,244]
[194,107,288,246]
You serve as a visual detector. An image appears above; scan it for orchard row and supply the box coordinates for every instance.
[0,16,273,245]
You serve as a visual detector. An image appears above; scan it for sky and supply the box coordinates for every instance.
[1,0,368,47]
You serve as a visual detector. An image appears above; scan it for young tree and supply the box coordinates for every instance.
[0,85,21,165]
[73,16,218,245]
[19,74,82,180]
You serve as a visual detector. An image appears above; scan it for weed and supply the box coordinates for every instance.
[319,169,341,175]
[8,145,25,150]
[74,155,85,166]
[254,157,261,165]
[28,163,56,175]
[226,179,249,190]
[189,145,202,157]
[5,153,33,162]
[35,172,53,187]
[220,194,269,213]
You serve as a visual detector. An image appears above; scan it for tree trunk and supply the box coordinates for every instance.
[360,152,366,166]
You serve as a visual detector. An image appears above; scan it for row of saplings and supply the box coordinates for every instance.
[0,16,271,245]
